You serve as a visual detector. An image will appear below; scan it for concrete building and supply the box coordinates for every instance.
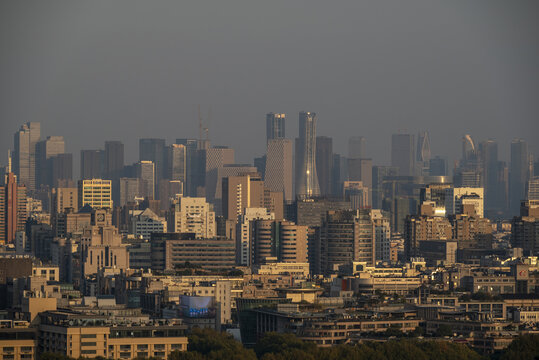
[205,146,235,203]
[103,141,124,182]
[78,179,112,209]
[236,208,275,266]
[252,220,308,265]
[136,160,155,200]
[167,144,186,185]
[403,211,452,258]
[348,136,366,159]
[316,136,333,196]
[510,138,529,215]
[446,187,484,218]
[129,208,167,240]
[119,178,143,207]
[372,209,391,262]
[139,138,166,198]
[36,136,65,188]
[319,210,376,274]
[170,196,216,239]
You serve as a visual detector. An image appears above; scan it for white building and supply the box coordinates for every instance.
[445,187,484,218]
[236,208,274,266]
[129,208,167,240]
[371,209,391,262]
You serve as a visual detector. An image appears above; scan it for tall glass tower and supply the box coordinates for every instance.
[296,111,320,198]
[266,113,286,142]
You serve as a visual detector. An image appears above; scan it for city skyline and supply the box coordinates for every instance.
[1,1,538,170]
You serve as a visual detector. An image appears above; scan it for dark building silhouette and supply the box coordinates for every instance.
[316,136,333,196]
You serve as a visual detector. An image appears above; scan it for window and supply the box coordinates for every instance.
[81,334,97,338]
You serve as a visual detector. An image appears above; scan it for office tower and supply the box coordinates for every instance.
[343,181,369,209]
[78,179,112,209]
[176,138,201,196]
[420,183,452,213]
[158,180,183,210]
[49,153,73,187]
[296,111,320,198]
[429,156,447,176]
[479,139,502,212]
[266,113,286,142]
[391,133,415,176]
[445,187,484,218]
[35,136,65,188]
[252,220,308,264]
[416,131,431,175]
[170,196,216,238]
[372,166,399,209]
[139,138,166,198]
[320,209,375,274]
[222,173,283,221]
[80,150,104,180]
[254,155,266,179]
[371,209,391,262]
[265,139,293,202]
[167,144,186,184]
[510,139,530,215]
[0,171,27,244]
[527,177,539,201]
[348,136,366,159]
[315,136,333,196]
[214,165,258,213]
[119,178,143,206]
[237,208,275,266]
[136,161,155,199]
[104,141,124,181]
[205,146,235,203]
[13,122,40,191]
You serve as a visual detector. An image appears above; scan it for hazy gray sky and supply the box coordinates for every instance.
[1,1,538,174]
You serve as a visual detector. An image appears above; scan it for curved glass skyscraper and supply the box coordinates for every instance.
[296,111,320,198]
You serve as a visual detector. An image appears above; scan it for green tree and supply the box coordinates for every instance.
[255,332,317,360]
[498,334,539,360]
[435,324,453,337]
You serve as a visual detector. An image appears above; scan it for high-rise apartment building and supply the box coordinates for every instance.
[13,122,40,191]
[78,179,112,209]
[0,171,27,244]
[391,133,415,176]
[510,139,530,215]
[316,136,333,196]
[264,139,293,202]
[372,209,391,262]
[296,111,320,198]
[348,136,366,159]
[80,150,103,180]
[266,113,285,142]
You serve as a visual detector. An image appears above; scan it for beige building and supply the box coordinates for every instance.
[78,179,112,209]
[170,196,216,238]
[253,220,308,265]
[80,209,129,278]
[38,311,188,359]
[236,208,275,266]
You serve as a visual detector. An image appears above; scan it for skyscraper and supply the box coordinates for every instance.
[205,146,235,203]
[416,131,431,175]
[36,136,65,188]
[265,139,293,202]
[510,139,530,215]
[139,138,166,198]
[479,139,502,212]
[316,136,333,196]
[167,144,186,184]
[80,150,104,180]
[0,168,27,244]
[266,113,285,142]
[104,141,124,181]
[348,136,366,159]
[391,133,415,176]
[429,156,447,176]
[13,122,41,191]
[176,138,201,197]
[136,161,155,199]
[296,111,320,198]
